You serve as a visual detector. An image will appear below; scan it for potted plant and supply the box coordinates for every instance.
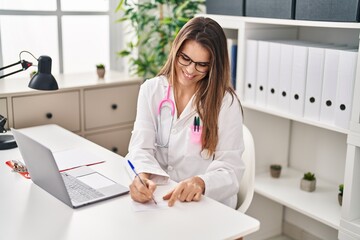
[115,0,204,78]
[30,70,37,78]
[96,64,105,79]
[338,184,344,206]
[300,172,316,192]
[270,164,282,178]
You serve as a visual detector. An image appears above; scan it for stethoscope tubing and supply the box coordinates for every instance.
[156,85,175,148]
[158,85,175,116]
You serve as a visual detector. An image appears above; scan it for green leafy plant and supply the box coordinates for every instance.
[96,64,105,69]
[115,0,205,78]
[270,164,282,170]
[303,172,316,181]
[339,184,344,196]
[30,70,37,77]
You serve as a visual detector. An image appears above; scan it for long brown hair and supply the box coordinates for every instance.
[158,17,239,156]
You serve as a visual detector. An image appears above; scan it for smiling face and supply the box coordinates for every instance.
[175,40,210,90]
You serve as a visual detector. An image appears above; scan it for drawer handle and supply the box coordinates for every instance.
[111,147,118,153]
[111,104,118,110]
[46,113,53,119]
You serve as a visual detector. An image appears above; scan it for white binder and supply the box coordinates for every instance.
[266,41,281,110]
[290,43,309,118]
[320,48,342,124]
[304,46,326,121]
[334,49,358,129]
[255,41,269,108]
[277,42,294,113]
[244,40,258,103]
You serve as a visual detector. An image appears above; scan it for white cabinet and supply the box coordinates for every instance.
[0,71,142,156]
[85,126,133,157]
[12,91,81,131]
[199,14,360,239]
[84,84,138,130]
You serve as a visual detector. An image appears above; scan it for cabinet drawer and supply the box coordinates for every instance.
[12,91,80,131]
[0,98,8,129]
[84,84,139,130]
[85,126,133,156]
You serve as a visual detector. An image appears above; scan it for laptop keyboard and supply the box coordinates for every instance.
[62,173,105,203]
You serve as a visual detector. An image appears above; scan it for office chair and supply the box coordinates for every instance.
[236,125,255,213]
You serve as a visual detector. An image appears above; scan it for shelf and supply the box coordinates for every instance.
[243,102,349,134]
[199,13,359,239]
[243,17,360,29]
[341,218,360,236]
[200,14,360,30]
[0,71,142,96]
[255,167,341,229]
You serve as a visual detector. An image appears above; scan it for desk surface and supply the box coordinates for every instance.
[0,124,259,240]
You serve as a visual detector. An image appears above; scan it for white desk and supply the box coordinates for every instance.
[0,124,259,240]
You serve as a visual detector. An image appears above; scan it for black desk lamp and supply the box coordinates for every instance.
[0,51,59,150]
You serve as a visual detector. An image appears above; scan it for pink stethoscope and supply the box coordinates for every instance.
[155,85,175,148]
[154,85,211,159]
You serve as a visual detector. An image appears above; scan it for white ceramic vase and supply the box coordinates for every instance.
[300,179,316,192]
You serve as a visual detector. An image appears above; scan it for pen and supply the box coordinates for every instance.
[197,117,200,132]
[127,160,157,205]
[193,116,197,132]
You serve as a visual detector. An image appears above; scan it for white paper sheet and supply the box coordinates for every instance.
[131,196,169,212]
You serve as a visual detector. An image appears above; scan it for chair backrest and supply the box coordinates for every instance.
[236,124,255,213]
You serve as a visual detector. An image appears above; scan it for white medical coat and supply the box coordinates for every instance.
[125,76,245,208]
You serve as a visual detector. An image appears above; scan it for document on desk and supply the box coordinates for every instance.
[131,197,168,212]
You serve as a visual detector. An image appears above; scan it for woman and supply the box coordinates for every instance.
[125,16,245,209]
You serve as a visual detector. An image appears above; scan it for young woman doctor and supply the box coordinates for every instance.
[125,17,245,209]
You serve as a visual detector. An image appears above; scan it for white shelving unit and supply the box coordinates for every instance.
[256,168,340,229]
[199,14,360,240]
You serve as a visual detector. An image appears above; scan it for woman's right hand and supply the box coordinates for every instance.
[129,173,157,203]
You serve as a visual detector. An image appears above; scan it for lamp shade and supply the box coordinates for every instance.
[28,55,58,90]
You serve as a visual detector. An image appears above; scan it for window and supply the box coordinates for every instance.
[62,15,109,73]
[0,0,122,79]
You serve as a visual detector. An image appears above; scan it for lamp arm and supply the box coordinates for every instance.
[0,60,21,71]
[0,60,33,79]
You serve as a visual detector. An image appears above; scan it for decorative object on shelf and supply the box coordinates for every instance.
[270,164,282,178]
[0,50,58,150]
[30,70,37,78]
[206,0,244,16]
[338,184,344,206]
[115,0,204,78]
[300,172,316,192]
[96,64,105,79]
[245,0,295,20]
[296,0,360,22]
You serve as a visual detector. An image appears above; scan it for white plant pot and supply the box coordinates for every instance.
[97,68,105,79]
[338,194,343,206]
[300,179,316,192]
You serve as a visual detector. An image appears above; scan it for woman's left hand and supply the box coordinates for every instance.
[163,176,205,207]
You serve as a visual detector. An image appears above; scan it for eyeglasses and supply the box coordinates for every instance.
[177,52,210,73]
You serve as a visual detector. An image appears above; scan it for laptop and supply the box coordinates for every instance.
[12,128,129,208]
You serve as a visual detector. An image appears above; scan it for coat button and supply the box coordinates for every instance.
[171,129,177,134]
[167,166,173,171]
